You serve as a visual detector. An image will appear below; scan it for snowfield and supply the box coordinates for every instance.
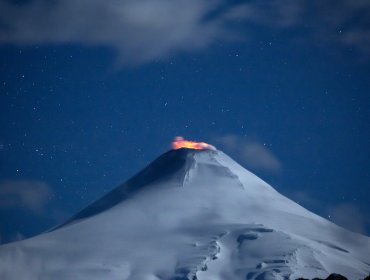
[0,148,369,280]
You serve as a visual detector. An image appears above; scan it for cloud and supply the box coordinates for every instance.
[0,0,249,65]
[327,203,369,234]
[0,180,52,213]
[216,134,282,174]
[243,0,370,59]
[0,0,368,64]
[289,191,369,235]
[289,191,321,209]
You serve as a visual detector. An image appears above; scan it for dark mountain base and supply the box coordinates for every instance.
[298,273,370,280]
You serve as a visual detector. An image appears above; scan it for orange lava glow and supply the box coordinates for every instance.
[172,137,216,151]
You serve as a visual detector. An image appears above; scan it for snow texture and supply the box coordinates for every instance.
[0,148,369,280]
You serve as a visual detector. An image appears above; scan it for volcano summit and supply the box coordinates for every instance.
[0,143,369,280]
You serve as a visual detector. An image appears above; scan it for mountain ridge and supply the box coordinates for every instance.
[55,148,198,229]
[0,148,369,280]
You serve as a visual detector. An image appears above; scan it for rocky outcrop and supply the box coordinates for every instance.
[297,273,347,280]
[296,273,370,280]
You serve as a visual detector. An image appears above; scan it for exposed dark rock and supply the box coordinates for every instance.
[296,273,353,280]
[326,274,347,280]
[363,274,370,280]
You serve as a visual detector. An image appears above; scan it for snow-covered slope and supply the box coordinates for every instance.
[0,148,369,280]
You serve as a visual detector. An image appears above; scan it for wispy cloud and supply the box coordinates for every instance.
[1,0,369,64]
[242,0,370,60]
[0,0,249,65]
[289,191,369,235]
[215,134,282,174]
[0,180,52,213]
[289,191,321,209]
[327,203,369,235]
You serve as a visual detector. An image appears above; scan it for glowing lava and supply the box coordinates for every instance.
[172,137,216,151]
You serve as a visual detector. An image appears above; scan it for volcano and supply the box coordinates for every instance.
[0,147,369,280]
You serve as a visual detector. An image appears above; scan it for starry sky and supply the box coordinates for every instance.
[0,0,370,244]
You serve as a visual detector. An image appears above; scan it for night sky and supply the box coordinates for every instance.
[1,0,369,244]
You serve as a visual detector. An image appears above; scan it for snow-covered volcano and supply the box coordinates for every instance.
[0,148,369,280]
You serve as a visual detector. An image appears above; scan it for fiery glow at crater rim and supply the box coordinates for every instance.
[172,137,216,151]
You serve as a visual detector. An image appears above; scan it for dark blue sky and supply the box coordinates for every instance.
[0,0,369,243]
